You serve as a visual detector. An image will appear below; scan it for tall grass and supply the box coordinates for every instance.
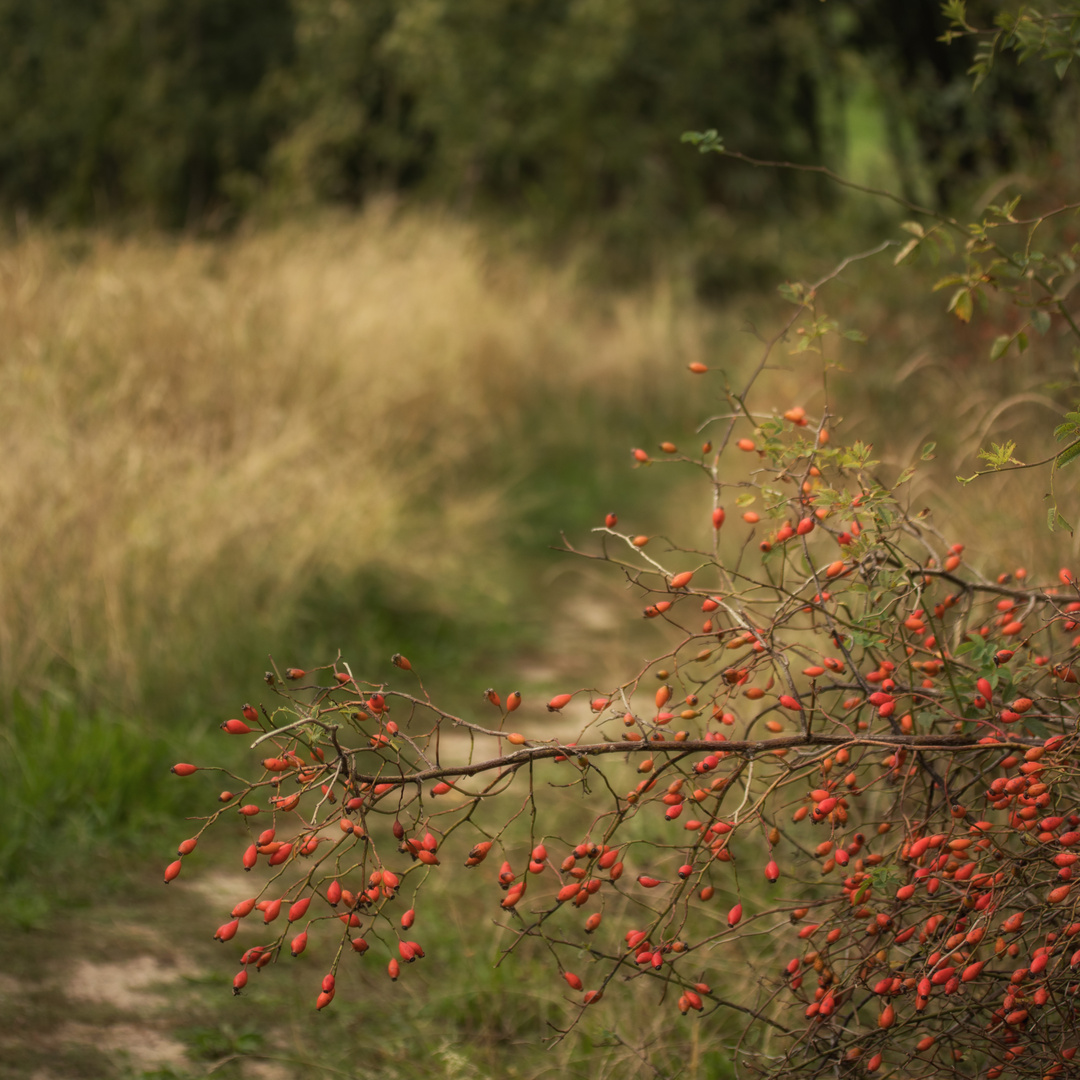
[5,201,1062,729]
[2,199,1072,924]
[5,205,1078,1078]
[0,204,731,721]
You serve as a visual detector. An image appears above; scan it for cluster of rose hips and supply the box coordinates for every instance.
[162,365,1080,1078]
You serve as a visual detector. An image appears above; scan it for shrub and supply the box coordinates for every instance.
[164,279,1080,1078]
[165,5,1080,1076]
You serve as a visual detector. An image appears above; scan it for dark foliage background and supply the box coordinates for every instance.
[2,0,1073,279]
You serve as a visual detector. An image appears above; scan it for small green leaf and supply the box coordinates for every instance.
[989,334,1012,361]
[988,196,1021,222]
[942,0,967,27]
[933,274,966,292]
[1031,309,1051,335]
[1046,505,1073,533]
[1026,717,1049,739]
[842,329,868,343]
[1017,331,1029,353]
[1056,441,1080,469]
[921,442,937,460]
[977,440,1019,468]
[681,129,724,153]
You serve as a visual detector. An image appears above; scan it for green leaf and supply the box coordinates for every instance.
[977,440,1019,468]
[1053,413,1080,439]
[942,0,967,27]
[1031,309,1052,335]
[987,196,1022,222]
[895,465,916,487]
[1056,441,1080,469]
[842,329,868,343]
[681,129,724,154]
[933,274,966,292]
[989,334,1012,361]
[1017,331,1029,353]
[1047,506,1072,534]
[921,442,937,460]
[1026,717,1049,739]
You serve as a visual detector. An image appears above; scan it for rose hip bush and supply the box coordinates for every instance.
[163,7,1080,1072]
[163,245,1080,1078]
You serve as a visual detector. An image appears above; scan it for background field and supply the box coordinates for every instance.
[3,205,1078,1080]
[2,2,1080,1078]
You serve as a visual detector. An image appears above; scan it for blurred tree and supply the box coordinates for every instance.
[0,0,294,226]
[263,0,425,206]
[844,0,1075,208]
[1,0,1074,259]
[277,0,838,217]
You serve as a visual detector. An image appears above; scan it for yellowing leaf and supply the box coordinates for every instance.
[894,238,919,265]
[950,288,973,323]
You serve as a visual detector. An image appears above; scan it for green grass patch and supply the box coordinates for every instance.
[0,694,219,916]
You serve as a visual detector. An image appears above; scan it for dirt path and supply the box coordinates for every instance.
[2,583,671,1080]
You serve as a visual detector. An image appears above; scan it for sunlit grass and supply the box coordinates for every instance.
[4,198,1079,1080]
[4,198,1064,733]
[0,205,733,722]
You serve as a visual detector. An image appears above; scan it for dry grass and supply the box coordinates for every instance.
[0,204,732,715]
[3,202,1072,723]
[6,206,1080,1080]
